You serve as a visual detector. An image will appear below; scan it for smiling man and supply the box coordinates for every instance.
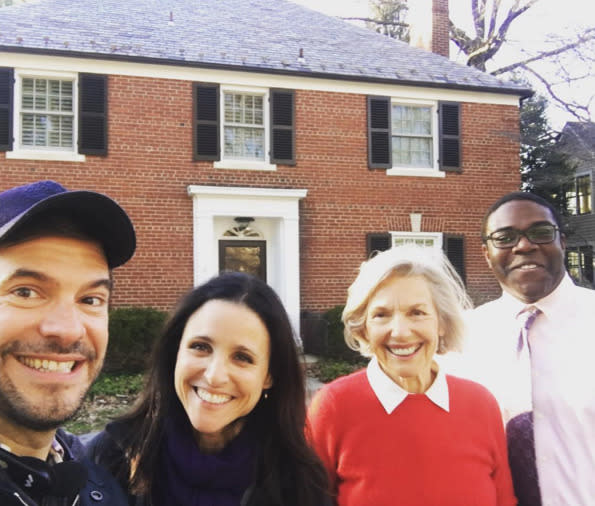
[462,191,595,506]
[0,180,134,506]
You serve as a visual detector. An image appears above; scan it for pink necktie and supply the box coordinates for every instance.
[508,306,542,506]
[517,306,541,355]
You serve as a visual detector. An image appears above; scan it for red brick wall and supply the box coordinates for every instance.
[0,74,520,311]
[432,0,450,58]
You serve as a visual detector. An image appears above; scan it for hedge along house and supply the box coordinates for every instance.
[0,0,530,342]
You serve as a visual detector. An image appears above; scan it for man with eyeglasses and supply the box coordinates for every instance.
[451,191,595,506]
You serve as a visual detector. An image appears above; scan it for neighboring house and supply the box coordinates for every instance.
[0,0,530,340]
[555,122,595,288]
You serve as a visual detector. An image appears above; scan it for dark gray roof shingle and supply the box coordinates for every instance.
[0,0,530,95]
[560,122,595,163]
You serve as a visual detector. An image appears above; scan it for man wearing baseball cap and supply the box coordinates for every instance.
[0,180,134,505]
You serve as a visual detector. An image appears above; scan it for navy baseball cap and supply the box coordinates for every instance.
[0,180,136,268]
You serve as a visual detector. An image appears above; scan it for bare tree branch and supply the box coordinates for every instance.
[364,0,594,118]
[487,0,501,41]
[492,27,595,75]
[472,0,485,40]
[521,64,591,121]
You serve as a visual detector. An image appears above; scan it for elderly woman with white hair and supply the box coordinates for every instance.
[308,245,516,506]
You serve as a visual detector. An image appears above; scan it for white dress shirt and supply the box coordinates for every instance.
[441,274,595,506]
[366,356,450,414]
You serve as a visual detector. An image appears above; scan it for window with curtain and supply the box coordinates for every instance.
[223,92,265,160]
[391,104,433,168]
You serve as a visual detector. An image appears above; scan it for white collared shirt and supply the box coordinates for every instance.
[366,356,450,414]
[442,274,595,506]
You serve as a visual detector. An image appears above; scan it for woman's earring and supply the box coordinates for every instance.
[263,390,269,400]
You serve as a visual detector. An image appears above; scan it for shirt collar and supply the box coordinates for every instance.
[498,288,527,316]
[0,438,65,464]
[500,273,574,319]
[366,356,450,414]
[534,273,574,316]
[48,437,65,464]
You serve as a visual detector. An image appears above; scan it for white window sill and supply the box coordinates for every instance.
[214,159,277,171]
[386,167,445,178]
[6,149,86,162]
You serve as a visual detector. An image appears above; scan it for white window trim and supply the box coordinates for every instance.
[214,85,276,171]
[391,231,443,250]
[576,171,593,215]
[214,159,277,171]
[387,98,441,178]
[6,68,85,162]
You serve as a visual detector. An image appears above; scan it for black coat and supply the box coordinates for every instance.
[0,428,129,506]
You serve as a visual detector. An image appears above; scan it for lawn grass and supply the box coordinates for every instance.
[64,372,144,435]
[87,371,145,397]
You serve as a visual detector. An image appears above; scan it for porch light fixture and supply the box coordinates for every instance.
[234,216,254,231]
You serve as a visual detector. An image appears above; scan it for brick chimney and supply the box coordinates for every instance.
[408,0,450,58]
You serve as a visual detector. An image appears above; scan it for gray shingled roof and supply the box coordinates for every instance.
[560,122,595,162]
[0,0,530,96]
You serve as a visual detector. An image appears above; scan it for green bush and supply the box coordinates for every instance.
[322,305,362,363]
[105,307,168,373]
[89,372,145,397]
[312,358,366,383]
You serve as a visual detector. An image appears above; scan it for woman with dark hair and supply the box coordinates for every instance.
[87,272,329,506]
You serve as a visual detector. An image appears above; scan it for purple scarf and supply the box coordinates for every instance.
[155,416,258,506]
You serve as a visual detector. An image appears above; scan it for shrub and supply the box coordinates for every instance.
[311,358,366,383]
[105,307,168,373]
[89,372,145,397]
[322,305,362,363]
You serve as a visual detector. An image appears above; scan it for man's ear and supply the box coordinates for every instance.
[482,243,493,269]
[559,232,567,251]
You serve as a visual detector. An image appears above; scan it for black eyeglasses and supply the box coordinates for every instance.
[483,223,560,249]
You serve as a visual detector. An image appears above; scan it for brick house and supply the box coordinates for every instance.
[0,0,530,341]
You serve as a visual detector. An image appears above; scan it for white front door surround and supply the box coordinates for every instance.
[187,185,307,340]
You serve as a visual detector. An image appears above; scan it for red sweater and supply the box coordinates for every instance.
[307,370,516,506]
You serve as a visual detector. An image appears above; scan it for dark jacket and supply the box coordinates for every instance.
[0,428,128,506]
[86,421,333,506]
[85,423,256,506]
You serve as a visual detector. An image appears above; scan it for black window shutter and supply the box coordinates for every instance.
[583,246,593,283]
[270,89,295,165]
[193,83,220,161]
[366,233,392,258]
[367,96,391,169]
[443,234,466,284]
[439,102,461,172]
[0,67,14,152]
[78,74,108,155]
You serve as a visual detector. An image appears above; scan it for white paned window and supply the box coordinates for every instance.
[392,104,433,168]
[223,92,265,161]
[563,174,592,215]
[21,77,74,149]
[391,232,443,250]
